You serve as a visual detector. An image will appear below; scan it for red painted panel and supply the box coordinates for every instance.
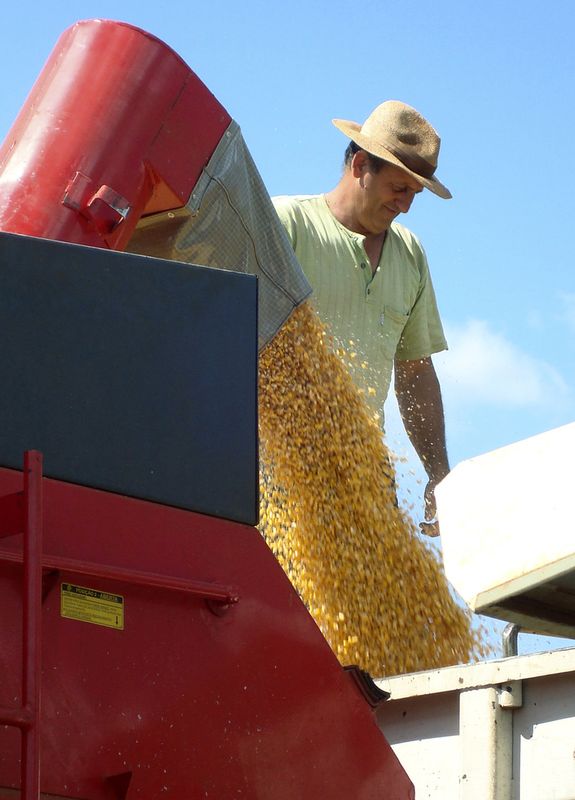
[0,467,413,799]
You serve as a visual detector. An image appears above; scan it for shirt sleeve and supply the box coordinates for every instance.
[271,195,299,249]
[394,245,448,361]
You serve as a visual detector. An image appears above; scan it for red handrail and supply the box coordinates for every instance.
[0,451,43,800]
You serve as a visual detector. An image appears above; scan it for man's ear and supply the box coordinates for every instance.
[351,150,368,178]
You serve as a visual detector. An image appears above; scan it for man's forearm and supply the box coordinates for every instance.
[394,357,449,483]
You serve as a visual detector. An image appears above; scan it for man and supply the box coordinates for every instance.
[273,100,450,536]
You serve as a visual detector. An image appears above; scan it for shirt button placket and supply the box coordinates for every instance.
[360,262,371,296]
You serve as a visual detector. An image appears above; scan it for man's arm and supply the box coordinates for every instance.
[394,356,449,537]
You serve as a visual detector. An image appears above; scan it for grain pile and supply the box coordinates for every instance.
[258,300,487,677]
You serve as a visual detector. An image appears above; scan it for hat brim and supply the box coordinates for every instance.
[333,119,452,200]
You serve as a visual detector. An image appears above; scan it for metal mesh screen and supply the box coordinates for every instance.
[127,120,311,349]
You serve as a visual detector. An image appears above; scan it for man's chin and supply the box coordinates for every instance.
[375,216,396,233]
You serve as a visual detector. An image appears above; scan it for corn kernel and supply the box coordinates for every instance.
[258,301,487,677]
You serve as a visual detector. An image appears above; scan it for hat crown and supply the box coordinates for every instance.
[361,101,440,171]
[332,100,451,198]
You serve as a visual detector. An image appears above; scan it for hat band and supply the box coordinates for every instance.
[378,136,437,180]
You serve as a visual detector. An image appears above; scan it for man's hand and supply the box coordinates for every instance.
[394,357,449,537]
[420,479,440,537]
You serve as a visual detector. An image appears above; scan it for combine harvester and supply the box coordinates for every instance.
[0,19,573,800]
[0,19,413,800]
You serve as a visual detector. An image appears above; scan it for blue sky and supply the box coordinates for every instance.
[1,1,573,657]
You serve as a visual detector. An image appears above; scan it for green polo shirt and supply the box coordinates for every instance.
[272,194,447,418]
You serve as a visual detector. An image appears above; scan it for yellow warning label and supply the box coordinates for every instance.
[60,583,124,630]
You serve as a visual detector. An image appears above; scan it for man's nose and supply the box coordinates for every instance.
[395,192,415,213]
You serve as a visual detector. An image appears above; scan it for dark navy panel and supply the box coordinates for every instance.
[0,232,258,525]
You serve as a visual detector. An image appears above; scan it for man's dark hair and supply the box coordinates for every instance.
[344,140,387,172]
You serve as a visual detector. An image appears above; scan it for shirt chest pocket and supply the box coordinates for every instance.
[378,305,410,359]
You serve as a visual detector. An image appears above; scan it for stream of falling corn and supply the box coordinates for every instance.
[258,300,488,677]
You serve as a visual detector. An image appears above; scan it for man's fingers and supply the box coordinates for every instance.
[420,519,440,538]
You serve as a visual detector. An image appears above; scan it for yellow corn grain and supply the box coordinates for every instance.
[258,300,489,677]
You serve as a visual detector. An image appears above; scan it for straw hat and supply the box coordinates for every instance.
[332,100,451,199]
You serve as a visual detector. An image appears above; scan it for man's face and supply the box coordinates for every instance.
[352,153,423,235]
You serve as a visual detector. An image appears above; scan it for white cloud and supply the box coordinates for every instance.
[434,319,569,408]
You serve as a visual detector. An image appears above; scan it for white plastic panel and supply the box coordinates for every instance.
[435,422,575,636]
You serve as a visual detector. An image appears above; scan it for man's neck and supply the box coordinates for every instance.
[324,185,360,233]
[325,186,388,272]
